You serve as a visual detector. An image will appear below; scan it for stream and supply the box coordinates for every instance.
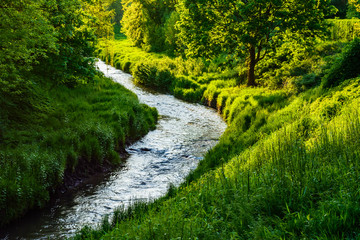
[1,60,226,239]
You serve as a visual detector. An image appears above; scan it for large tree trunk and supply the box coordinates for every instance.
[247,45,256,86]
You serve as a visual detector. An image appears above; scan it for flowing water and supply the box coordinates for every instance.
[0,60,226,239]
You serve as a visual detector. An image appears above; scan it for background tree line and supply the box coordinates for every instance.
[118,0,360,54]
[0,0,115,134]
[117,0,359,86]
[0,0,115,88]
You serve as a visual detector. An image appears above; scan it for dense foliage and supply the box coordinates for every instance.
[0,0,159,226]
[178,0,334,86]
[1,0,115,89]
[120,0,177,53]
[119,0,339,86]
[0,0,56,85]
[109,0,124,25]
[347,2,360,18]
[117,0,360,87]
[0,75,157,226]
[323,37,360,87]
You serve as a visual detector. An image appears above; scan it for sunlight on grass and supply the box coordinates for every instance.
[73,35,360,239]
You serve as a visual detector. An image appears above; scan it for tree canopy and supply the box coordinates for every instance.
[177,0,333,86]
[0,0,116,88]
[0,0,56,81]
[81,0,115,39]
[349,0,360,12]
[120,0,178,52]
[0,0,116,131]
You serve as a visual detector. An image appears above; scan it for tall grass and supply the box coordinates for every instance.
[327,19,360,41]
[75,77,360,239]
[0,72,158,226]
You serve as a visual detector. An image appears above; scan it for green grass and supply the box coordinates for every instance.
[96,38,347,183]
[75,76,360,239]
[71,36,360,239]
[0,72,158,226]
[327,19,360,41]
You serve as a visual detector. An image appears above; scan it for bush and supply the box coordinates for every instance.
[133,62,174,92]
[322,38,360,88]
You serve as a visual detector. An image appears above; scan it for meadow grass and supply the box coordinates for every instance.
[0,72,158,226]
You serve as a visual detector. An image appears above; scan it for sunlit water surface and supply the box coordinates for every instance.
[1,60,226,239]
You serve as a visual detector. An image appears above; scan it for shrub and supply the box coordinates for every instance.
[133,62,174,92]
[322,38,360,88]
[292,73,320,92]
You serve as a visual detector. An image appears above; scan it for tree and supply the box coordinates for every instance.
[164,11,180,54]
[30,0,94,86]
[329,0,348,18]
[109,0,124,25]
[347,0,360,18]
[34,0,114,87]
[0,0,56,81]
[121,0,150,47]
[121,0,177,52]
[177,0,333,86]
[81,0,115,39]
[1,0,115,89]
[349,0,360,12]
[0,0,58,133]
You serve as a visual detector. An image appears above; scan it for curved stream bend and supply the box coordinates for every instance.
[1,60,226,239]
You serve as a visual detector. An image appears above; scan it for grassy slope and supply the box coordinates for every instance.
[75,38,360,239]
[95,79,360,239]
[0,72,158,226]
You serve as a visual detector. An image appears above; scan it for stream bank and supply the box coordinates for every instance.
[0,60,226,239]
